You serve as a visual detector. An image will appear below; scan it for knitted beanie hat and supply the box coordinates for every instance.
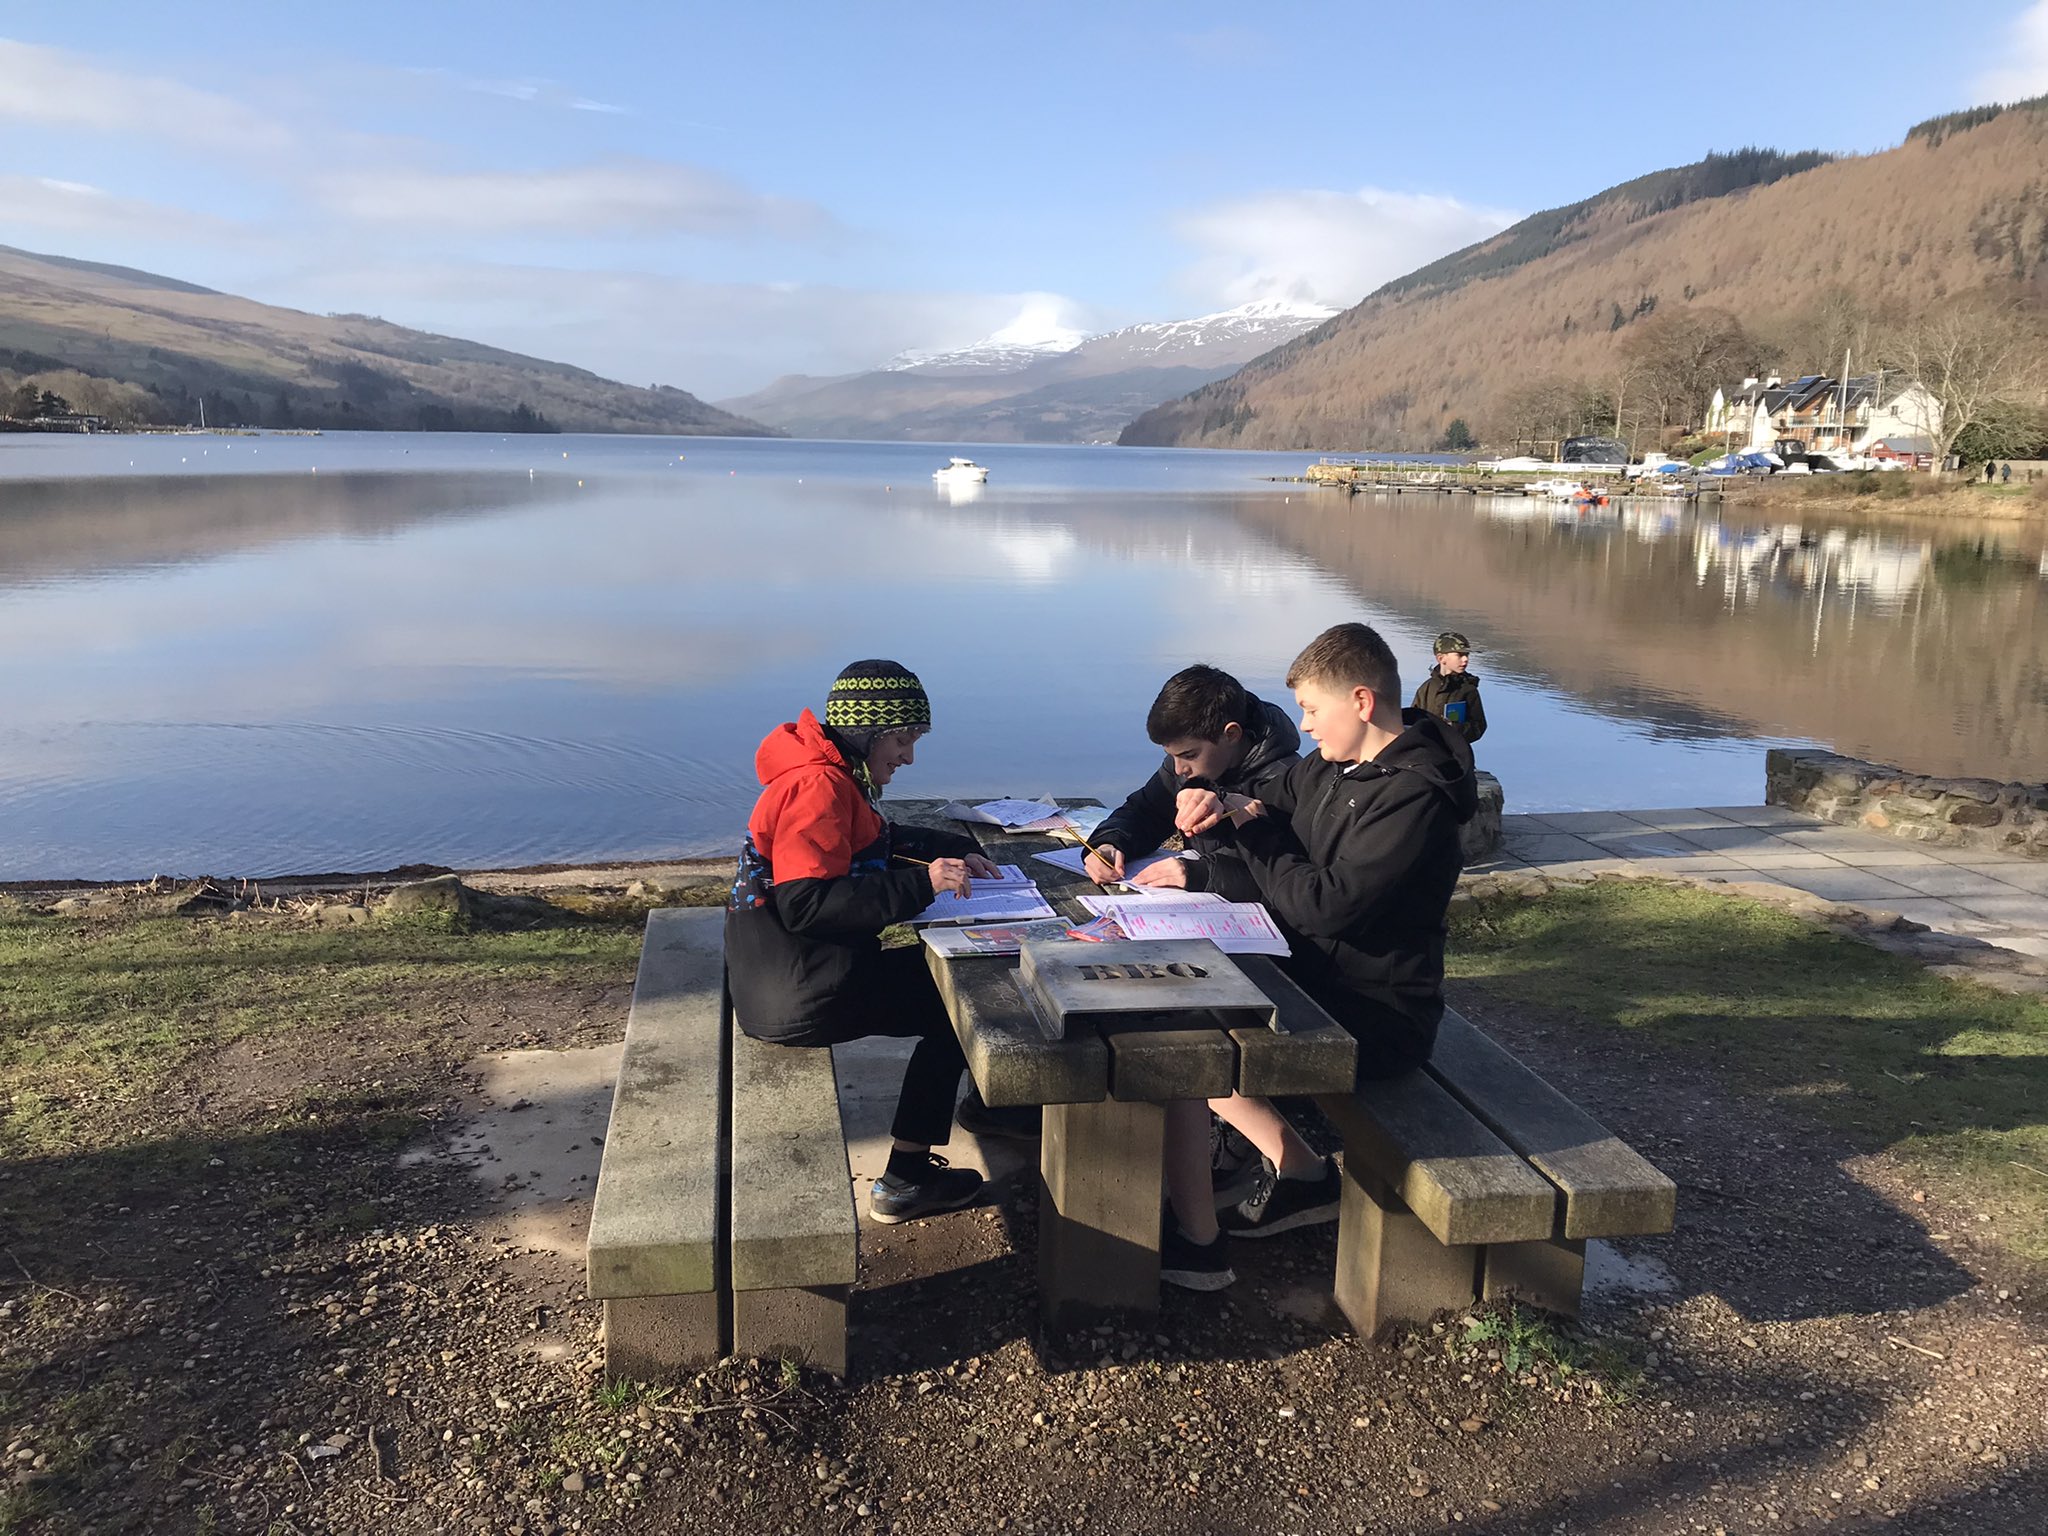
[825,659,931,735]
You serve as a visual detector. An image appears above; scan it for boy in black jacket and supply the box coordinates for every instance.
[1082,664,1300,887]
[1153,623,1479,1289]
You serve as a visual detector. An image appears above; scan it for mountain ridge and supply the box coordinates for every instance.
[1119,111,2048,452]
[718,298,1336,442]
[0,245,773,436]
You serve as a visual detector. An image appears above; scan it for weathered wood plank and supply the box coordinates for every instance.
[927,951,1109,1108]
[1427,1011,1677,1240]
[727,1020,858,1293]
[587,909,728,1305]
[1106,1026,1238,1101]
[1230,955,1359,1099]
[1317,1069,1559,1248]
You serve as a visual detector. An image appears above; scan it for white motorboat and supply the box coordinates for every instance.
[932,456,989,485]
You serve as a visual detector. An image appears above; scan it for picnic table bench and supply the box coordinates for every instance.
[586,907,858,1379]
[906,798,1676,1337]
[584,799,1676,1379]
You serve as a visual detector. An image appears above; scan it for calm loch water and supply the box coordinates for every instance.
[1,432,2040,880]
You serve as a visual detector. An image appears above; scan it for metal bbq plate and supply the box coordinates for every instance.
[1015,938,1282,1042]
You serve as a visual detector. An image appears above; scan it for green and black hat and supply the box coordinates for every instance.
[825,659,931,734]
[1432,631,1472,656]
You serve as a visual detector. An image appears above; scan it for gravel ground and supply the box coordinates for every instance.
[2,923,2042,1535]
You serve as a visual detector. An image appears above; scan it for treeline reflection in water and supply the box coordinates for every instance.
[1241,490,2048,783]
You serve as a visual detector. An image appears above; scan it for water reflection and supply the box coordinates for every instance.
[1,436,2040,880]
[1244,490,2046,781]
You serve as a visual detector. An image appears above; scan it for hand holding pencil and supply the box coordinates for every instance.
[1081,841,1125,885]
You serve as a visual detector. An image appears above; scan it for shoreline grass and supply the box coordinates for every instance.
[1449,881,2048,1259]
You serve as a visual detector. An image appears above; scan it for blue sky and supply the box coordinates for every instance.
[2,1,2043,398]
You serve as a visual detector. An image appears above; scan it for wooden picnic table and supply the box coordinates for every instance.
[894,799,1359,1332]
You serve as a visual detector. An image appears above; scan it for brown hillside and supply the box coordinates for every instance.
[0,246,772,437]
[1122,110,2048,451]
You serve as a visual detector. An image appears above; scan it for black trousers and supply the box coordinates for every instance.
[766,945,968,1149]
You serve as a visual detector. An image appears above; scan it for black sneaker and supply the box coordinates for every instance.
[1160,1226,1235,1292]
[954,1090,1042,1142]
[869,1153,983,1224]
[1211,1123,1264,1209]
[1219,1157,1341,1239]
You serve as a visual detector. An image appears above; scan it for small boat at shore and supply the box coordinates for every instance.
[933,456,989,485]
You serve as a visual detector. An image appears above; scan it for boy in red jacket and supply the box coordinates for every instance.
[724,660,1032,1223]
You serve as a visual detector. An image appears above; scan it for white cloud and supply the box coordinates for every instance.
[399,67,628,115]
[0,38,289,152]
[313,157,831,240]
[267,259,1090,398]
[1175,186,1519,310]
[1975,1,2048,102]
[0,175,234,241]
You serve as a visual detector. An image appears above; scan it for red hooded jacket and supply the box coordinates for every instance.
[723,710,975,1037]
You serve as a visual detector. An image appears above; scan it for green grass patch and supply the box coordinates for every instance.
[1449,882,2048,1256]
[0,908,640,1161]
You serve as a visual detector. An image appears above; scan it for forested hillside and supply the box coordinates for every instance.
[0,246,772,436]
[1121,103,2048,452]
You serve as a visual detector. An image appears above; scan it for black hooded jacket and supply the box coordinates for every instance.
[1193,709,1478,1074]
[1091,695,1300,863]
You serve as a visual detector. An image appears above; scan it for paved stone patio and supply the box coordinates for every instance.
[1473,805,2048,962]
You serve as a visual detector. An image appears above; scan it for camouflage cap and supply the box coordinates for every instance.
[1433,631,1471,656]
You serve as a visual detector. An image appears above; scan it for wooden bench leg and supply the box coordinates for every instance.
[603,1294,724,1382]
[1039,1098,1164,1333]
[733,1285,850,1377]
[1482,1237,1586,1320]
[1333,1159,1480,1338]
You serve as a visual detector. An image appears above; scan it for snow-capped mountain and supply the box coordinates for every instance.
[882,304,1090,374]
[716,297,1339,443]
[1078,299,1339,366]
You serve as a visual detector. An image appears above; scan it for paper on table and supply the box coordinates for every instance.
[1051,804,1109,840]
[1075,892,1225,916]
[912,890,1058,925]
[942,798,1065,830]
[1095,900,1290,956]
[920,917,1073,958]
[908,865,1055,925]
[1031,847,1187,882]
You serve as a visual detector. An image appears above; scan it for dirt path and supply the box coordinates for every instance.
[2,955,2042,1534]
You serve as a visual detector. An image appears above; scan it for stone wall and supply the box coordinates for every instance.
[1766,748,2048,859]
[1462,770,1504,865]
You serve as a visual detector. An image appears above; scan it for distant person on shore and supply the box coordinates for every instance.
[2001,462,2012,484]
[1081,664,1300,888]
[1985,460,1998,483]
[1411,631,1488,746]
[724,659,1036,1227]
[1135,623,1479,1290]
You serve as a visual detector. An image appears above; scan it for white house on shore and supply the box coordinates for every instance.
[1705,373,1942,454]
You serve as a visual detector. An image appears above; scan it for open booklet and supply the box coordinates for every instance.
[907,864,1058,926]
[919,917,1074,958]
[1070,895,1289,956]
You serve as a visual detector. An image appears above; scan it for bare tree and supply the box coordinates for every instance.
[1883,289,2048,474]
[1620,307,1759,431]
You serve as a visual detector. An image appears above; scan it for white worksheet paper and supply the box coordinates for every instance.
[908,865,1056,926]
[942,798,1065,830]
[1091,899,1290,956]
